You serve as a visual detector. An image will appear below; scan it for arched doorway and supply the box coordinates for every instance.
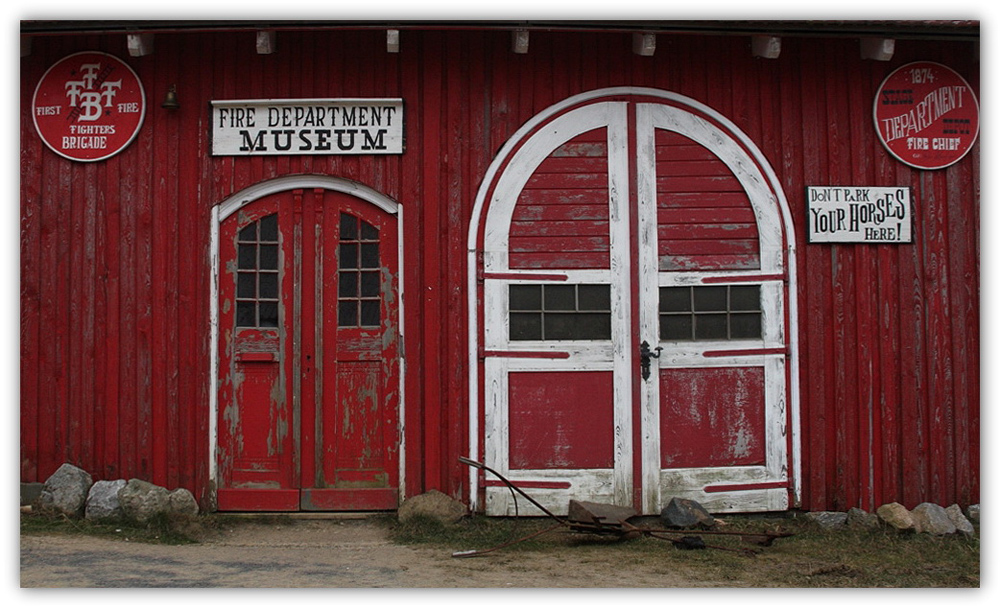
[469,88,798,515]
[211,176,403,511]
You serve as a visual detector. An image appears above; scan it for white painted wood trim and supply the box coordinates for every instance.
[636,103,662,513]
[208,175,403,506]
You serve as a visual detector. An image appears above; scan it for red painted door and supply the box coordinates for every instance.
[217,188,400,511]
[480,92,791,515]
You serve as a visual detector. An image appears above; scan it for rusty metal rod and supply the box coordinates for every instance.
[452,523,563,558]
[460,456,568,525]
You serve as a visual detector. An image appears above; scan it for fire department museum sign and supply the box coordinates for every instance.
[211,98,405,156]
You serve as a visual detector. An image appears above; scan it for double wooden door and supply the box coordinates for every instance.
[217,188,400,511]
[481,95,791,515]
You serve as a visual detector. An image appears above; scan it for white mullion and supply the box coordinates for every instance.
[607,102,633,508]
[635,103,664,514]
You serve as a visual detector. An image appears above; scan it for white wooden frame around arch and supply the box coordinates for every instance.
[208,174,405,508]
[466,87,800,512]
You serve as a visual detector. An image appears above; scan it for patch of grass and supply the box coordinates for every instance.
[386,514,559,552]
[383,513,979,587]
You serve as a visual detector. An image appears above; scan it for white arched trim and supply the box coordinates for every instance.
[209,174,405,505]
[466,87,801,511]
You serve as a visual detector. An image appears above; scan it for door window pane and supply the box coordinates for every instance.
[659,285,761,341]
[338,213,382,327]
[235,214,280,328]
[509,284,611,341]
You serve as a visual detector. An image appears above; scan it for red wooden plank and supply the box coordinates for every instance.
[511,220,611,237]
[421,32,445,492]
[657,208,757,224]
[659,254,761,272]
[656,159,739,177]
[659,192,754,208]
[20,68,43,481]
[509,235,610,253]
[657,175,745,193]
[510,252,611,269]
[525,173,609,190]
[516,191,610,208]
[658,223,758,241]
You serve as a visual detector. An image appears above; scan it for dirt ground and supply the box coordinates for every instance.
[20,517,717,588]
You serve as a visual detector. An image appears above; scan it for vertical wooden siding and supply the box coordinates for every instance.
[20,29,978,510]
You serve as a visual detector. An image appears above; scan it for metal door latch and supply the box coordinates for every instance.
[639,340,663,380]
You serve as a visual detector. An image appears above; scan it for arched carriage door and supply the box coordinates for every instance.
[214,176,401,512]
[474,88,796,516]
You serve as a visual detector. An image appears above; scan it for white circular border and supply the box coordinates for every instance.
[873,61,980,171]
[32,51,147,163]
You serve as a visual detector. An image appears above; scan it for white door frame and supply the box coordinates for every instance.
[208,174,405,509]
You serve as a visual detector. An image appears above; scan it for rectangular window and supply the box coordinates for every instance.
[659,285,761,341]
[509,284,611,341]
[235,214,280,328]
[338,213,382,328]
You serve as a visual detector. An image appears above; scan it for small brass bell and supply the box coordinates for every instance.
[161,85,179,110]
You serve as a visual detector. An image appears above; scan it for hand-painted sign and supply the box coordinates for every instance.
[873,61,979,170]
[807,186,912,243]
[211,99,404,156]
[32,51,146,162]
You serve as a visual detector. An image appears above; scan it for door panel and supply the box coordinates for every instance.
[218,188,399,512]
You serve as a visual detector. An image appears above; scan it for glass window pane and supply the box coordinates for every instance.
[259,245,278,270]
[338,301,358,327]
[259,214,278,241]
[578,285,611,311]
[237,301,256,327]
[544,285,576,311]
[238,244,257,270]
[509,285,542,310]
[360,300,380,326]
[339,272,359,298]
[693,286,727,311]
[339,243,358,269]
[238,223,257,242]
[360,272,380,297]
[237,272,256,298]
[510,313,542,340]
[258,301,278,328]
[545,313,612,340]
[661,315,692,340]
[730,285,761,311]
[660,287,691,312]
[340,213,358,240]
[696,314,728,340]
[258,272,278,299]
[360,243,380,268]
[360,220,379,240]
[730,313,762,339]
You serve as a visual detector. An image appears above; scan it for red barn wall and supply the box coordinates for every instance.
[20,27,979,511]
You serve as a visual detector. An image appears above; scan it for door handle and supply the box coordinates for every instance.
[639,340,663,380]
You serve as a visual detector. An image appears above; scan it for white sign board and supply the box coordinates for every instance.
[807,186,912,243]
[211,98,404,156]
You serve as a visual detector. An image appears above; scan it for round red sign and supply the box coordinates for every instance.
[873,61,979,170]
[32,51,146,162]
